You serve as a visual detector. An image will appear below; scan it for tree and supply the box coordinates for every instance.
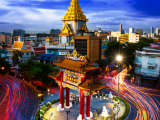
[95,59,107,70]
[12,50,22,66]
[105,39,153,70]
[19,59,35,79]
[30,62,59,84]
[104,41,123,63]
[19,59,59,84]
[0,58,11,75]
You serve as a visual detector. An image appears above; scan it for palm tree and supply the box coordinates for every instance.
[12,50,22,66]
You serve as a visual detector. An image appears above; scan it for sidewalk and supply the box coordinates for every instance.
[43,89,125,120]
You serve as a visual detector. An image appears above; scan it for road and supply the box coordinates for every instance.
[100,69,160,120]
[0,75,38,120]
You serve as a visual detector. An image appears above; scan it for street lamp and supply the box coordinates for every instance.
[38,94,41,120]
[65,108,70,120]
[1,67,4,70]
[116,55,122,98]
[48,89,50,102]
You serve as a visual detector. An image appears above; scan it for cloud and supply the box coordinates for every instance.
[0,0,160,33]
[0,22,9,24]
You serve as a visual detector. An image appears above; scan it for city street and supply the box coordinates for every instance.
[0,75,38,120]
[100,69,160,120]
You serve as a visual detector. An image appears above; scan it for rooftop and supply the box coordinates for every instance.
[53,57,99,72]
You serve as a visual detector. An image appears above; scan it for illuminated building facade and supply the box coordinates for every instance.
[120,33,129,44]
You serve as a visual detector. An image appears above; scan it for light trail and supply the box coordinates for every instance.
[0,75,38,120]
[103,69,160,120]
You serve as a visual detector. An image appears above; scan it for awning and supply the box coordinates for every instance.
[39,54,56,61]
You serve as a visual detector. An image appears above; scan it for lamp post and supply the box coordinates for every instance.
[48,89,50,102]
[65,108,70,120]
[1,67,5,75]
[38,94,41,120]
[116,55,122,98]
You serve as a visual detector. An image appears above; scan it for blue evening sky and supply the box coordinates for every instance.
[0,0,160,33]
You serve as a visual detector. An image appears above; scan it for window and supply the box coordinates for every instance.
[148,56,155,64]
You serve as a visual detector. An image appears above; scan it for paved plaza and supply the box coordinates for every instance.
[43,89,125,120]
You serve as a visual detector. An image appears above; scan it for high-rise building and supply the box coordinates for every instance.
[138,30,143,35]
[75,32,101,63]
[49,29,61,34]
[135,29,139,33]
[129,28,134,33]
[151,26,154,33]
[155,28,160,35]
[129,28,139,43]
[120,23,122,34]
[12,29,25,36]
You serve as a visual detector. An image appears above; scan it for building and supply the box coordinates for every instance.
[74,32,102,63]
[49,51,106,120]
[111,31,120,41]
[45,36,74,55]
[94,31,109,37]
[39,54,56,64]
[49,29,61,34]
[120,33,129,44]
[135,29,139,33]
[23,34,37,41]
[12,29,25,36]
[1,45,12,50]
[129,28,139,43]
[134,44,160,88]
[0,34,12,45]
[141,35,147,38]
[12,36,19,43]
[138,30,143,35]
[155,28,160,35]
[111,31,121,37]
[37,34,59,41]
[6,41,31,65]
[151,26,154,33]
[107,36,118,41]
[58,0,89,44]
[0,32,11,36]
[0,49,8,58]
[119,23,122,34]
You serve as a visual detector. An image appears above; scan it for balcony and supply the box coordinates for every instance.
[134,61,141,66]
[141,72,159,78]
[147,63,157,67]
[45,45,74,50]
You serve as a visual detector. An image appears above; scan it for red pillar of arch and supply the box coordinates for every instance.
[80,89,85,119]
[86,95,91,118]
[66,87,70,107]
[60,70,64,108]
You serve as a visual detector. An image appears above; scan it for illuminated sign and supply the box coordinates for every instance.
[63,83,79,92]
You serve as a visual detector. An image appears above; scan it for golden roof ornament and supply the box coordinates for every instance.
[61,0,88,21]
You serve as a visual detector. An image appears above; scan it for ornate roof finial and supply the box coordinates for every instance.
[61,0,88,21]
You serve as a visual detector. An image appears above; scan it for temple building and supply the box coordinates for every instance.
[59,0,89,45]
[49,50,106,120]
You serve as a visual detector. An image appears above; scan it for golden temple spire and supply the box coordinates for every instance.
[61,0,88,21]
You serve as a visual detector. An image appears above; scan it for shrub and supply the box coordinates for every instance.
[117,97,130,120]
[41,106,46,111]
[40,111,44,115]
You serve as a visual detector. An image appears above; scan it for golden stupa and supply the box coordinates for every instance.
[61,0,88,21]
